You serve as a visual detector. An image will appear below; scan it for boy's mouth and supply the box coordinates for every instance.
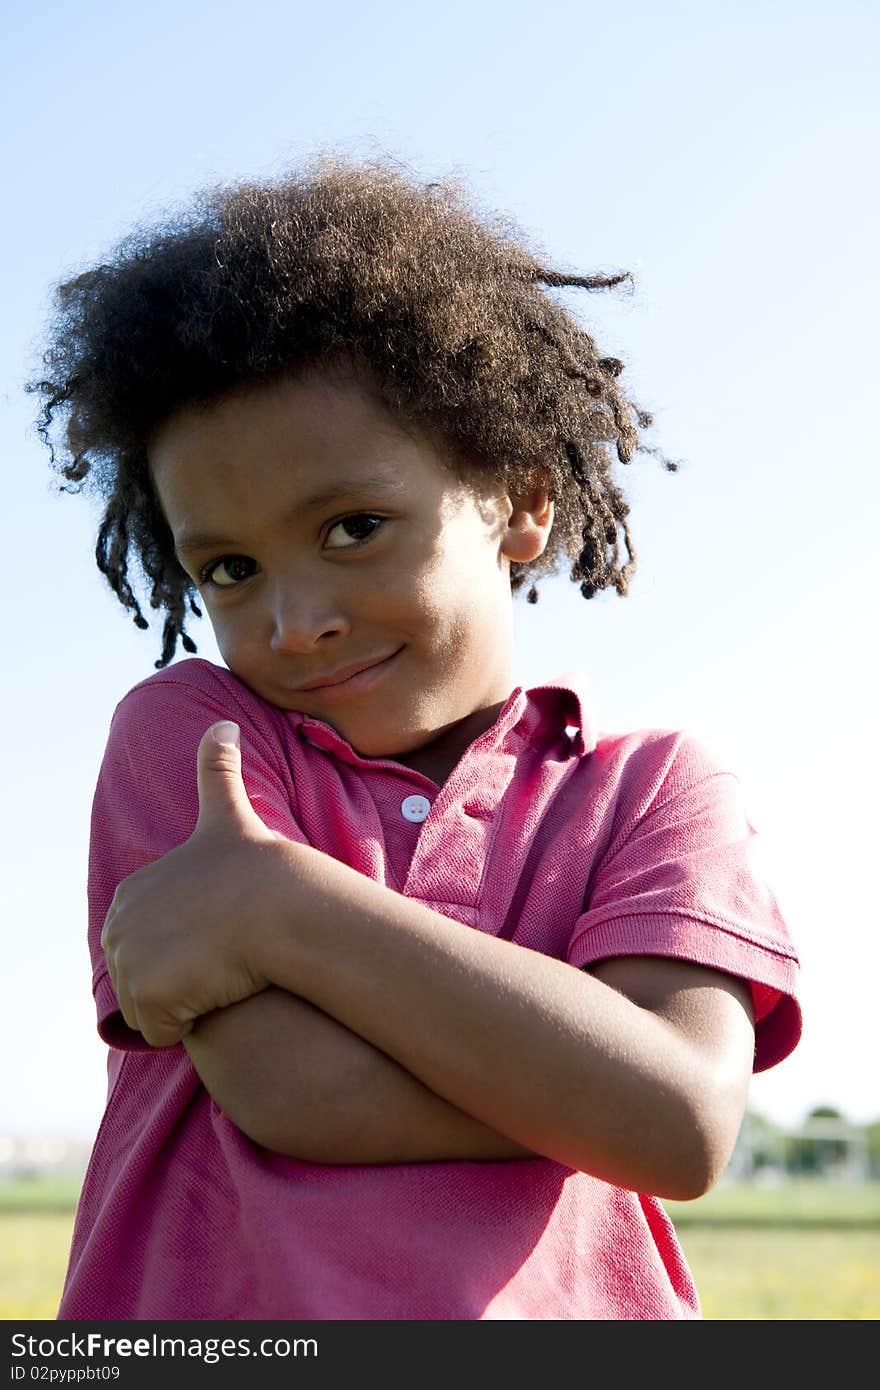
[293,646,405,695]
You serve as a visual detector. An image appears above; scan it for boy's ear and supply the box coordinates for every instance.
[503,478,554,563]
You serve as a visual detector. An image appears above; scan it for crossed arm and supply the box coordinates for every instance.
[183,953,755,1192]
[104,726,757,1198]
[184,987,539,1163]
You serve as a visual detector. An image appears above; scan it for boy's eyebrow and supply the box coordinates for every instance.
[174,474,406,554]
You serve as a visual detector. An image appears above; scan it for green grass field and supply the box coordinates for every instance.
[2,1177,878,1320]
[668,1179,880,1319]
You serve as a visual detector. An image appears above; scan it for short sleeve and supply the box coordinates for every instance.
[88,664,310,1051]
[566,732,801,1071]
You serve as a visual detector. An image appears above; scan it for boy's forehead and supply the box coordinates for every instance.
[149,368,493,504]
[148,379,507,546]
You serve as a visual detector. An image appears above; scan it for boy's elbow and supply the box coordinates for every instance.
[638,1133,730,1202]
[565,1115,735,1199]
[656,1147,726,1202]
[236,1085,373,1163]
[655,1075,749,1201]
[226,1092,346,1161]
[243,1113,325,1161]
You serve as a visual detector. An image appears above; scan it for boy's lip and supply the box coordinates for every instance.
[293,647,404,691]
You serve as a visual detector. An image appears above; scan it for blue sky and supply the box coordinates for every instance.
[2,0,878,1139]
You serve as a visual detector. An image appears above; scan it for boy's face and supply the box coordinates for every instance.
[149,367,553,786]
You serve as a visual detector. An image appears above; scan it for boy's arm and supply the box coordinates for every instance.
[183,987,537,1163]
[104,724,784,1196]
[94,691,528,1163]
[256,866,757,1198]
[123,815,754,1191]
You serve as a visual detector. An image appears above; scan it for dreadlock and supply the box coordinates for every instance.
[28,153,678,668]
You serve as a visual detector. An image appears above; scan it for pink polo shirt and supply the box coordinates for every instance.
[58,658,800,1321]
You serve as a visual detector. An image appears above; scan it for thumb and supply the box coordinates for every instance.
[195,721,259,835]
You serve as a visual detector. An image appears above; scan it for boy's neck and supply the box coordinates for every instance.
[392,695,511,788]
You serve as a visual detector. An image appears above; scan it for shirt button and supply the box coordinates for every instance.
[401,794,431,822]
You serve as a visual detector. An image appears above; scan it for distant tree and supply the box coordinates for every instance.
[784,1105,852,1173]
[783,1131,816,1174]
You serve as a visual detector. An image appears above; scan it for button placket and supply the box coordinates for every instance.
[400,736,525,907]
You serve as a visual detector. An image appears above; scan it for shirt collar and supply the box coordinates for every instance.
[288,670,596,766]
[507,670,596,758]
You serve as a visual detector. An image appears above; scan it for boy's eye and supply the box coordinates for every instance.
[200,556,257,587]
[324,513,386,549]
[197,515,385,588]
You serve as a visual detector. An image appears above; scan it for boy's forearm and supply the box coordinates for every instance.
[182,986,537,1164]
[251,841,754,1197]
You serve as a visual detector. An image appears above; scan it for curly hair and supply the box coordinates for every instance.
[28,153,678,669]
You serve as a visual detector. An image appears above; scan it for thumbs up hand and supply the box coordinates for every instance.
[192,720,281,841]
[101,721,292,1048]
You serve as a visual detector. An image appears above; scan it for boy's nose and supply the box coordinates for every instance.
[268,584,351,653]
